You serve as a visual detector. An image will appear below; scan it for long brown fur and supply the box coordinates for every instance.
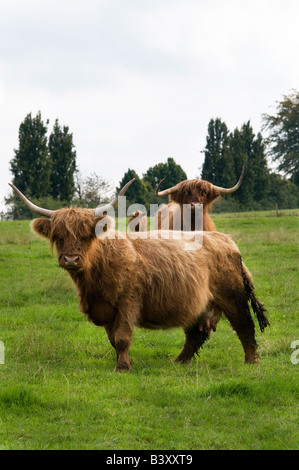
[31,208,269,371]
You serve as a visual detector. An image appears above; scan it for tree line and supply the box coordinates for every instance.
[4,90,299,219]
[200,117,299,212]
[117,90,299,213]
[5,112,114,219]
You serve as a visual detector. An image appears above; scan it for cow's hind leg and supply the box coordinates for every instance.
[176,306,222,364]
[175,324,209,364]
[224,302,258,364]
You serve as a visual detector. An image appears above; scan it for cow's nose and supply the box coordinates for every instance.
[63,255,80,267]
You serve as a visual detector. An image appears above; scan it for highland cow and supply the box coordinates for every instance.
[9,178,268,371]
[155,167,245,231]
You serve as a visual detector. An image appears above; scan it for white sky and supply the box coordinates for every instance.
[0,0,298,211]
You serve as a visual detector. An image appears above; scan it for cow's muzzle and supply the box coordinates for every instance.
[59,254,82,270]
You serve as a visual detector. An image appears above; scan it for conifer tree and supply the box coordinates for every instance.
[49,119,77,202]
[230,122,269,209]
[201,119,269,211]
[10,111,51,198]
[201,118,230,184]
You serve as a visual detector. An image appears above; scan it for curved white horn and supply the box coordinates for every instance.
[212,166,245,194]
[8,183,54,218]
[155,178,179,197]
[94,178,135,216]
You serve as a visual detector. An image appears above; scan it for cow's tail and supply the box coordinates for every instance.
[241,262,270,332]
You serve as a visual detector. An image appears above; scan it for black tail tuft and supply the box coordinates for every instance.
[249,292,269,332]
[241,263,270,332]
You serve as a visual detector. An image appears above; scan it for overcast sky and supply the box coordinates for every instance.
[0,0,298,211]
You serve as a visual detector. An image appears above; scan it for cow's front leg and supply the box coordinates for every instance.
[104,322,132,370]
[105,299,138,371]
[113,305,137,371]
[114,323,133,371]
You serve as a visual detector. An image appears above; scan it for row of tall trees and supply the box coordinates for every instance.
[4,90,299,218]
[6,112,77,219]
[10,112,77,201]
[201,119,281,211]
[200,90,299,211]
[5,112,114,219]
[118,91,299,213]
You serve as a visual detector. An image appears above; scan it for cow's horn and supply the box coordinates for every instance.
[212,166,245,194]
[155,178,179,197]
[94,178,135,216]
[8,183,54,218]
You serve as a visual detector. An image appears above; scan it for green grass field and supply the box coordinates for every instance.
[0,213,298,450]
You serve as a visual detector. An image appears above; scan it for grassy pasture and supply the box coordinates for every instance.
[0,214,298,450]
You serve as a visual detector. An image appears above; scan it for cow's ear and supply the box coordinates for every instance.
[31,218,51,239]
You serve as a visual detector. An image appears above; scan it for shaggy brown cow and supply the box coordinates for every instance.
[9,180,268,371]
[155,167,245,231]
[128,210,148,232]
